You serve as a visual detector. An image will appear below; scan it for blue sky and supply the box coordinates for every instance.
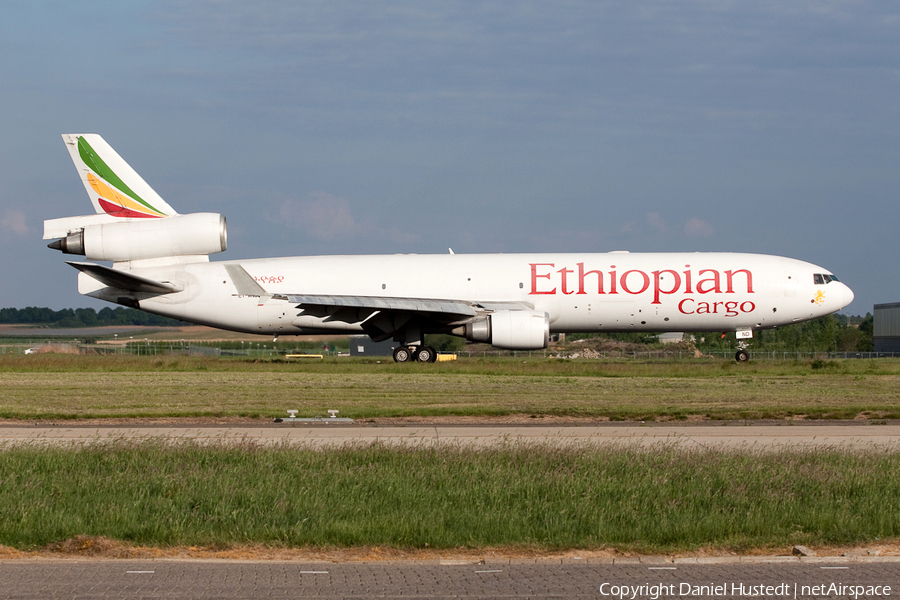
[1,1,897,316]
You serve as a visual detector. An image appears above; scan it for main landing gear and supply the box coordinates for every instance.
[392,345,437,363]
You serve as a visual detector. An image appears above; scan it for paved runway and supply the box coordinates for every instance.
[1,422,898,449]
[0,560,897,599]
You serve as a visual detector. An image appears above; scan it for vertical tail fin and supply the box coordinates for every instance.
[62,134,178,218]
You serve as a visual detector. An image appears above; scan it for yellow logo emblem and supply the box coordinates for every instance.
[813,290,825,305]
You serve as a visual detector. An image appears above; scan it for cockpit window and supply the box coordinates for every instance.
[814,273,839,284]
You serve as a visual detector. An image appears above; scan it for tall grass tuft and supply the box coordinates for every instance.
[1,441,898,552]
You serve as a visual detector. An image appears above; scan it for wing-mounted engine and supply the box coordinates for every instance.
[46,212,227,262]
[453,309,550,350]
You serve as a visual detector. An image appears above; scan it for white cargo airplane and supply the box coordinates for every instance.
[46,134,854,362]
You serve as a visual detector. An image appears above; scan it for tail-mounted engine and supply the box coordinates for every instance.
[47,213,227,262]
[453,309,550,350]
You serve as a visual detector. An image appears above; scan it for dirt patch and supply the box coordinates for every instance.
[368,415,617,425]
[1,537,896,561]
[0,545,28,559]
[141,326,348,344]
[45,535,133,557]
[0,416,275,427]
[0,414,894,427]
[0,415,620,427]
[31,344,83,355]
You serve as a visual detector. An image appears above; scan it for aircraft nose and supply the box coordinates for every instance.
[840,282,854,309]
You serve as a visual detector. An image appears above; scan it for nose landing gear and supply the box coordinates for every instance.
[734,329,753,362]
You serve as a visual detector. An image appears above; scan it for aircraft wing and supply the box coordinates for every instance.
[285,294,478,342]
[224,264,533,342]
[286,294,478,317]
[285,294,537,343]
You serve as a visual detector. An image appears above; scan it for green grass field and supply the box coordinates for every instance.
[0,355,899,421]
[0,441,897,553]
[2,355,899,554]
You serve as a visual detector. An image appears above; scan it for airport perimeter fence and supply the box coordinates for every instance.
[3,342,900,361]
[2,343,318,358]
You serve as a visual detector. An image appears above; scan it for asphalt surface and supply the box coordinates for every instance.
[1,422,899,449]
[1,559,897,599]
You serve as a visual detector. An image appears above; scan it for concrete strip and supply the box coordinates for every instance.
[694,557,741,564]
[740,556,798,563]
[439,559,480,565]
[639,556,673,564]
[0,424,897,449]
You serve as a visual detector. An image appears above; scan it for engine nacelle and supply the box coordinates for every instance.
[453,309,550,350]
[48,213,227,262]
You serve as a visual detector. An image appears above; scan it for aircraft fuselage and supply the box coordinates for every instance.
[84,252,853,337]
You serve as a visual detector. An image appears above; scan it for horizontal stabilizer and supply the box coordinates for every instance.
[66,261,183,294]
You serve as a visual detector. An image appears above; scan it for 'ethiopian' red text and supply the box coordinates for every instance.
[528,263,754,305]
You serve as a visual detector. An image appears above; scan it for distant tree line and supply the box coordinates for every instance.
[569,313,873,353]
[697,314,873,353]
[0,307,185,328]
[0,306,874,352]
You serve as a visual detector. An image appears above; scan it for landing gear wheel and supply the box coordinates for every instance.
[735,349,750,363]
[393,346,413,363]
[415,346,437,363]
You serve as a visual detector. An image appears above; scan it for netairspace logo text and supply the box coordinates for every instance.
[598,582,891,600]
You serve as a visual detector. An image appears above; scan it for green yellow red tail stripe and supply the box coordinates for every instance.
[77,136,168,218]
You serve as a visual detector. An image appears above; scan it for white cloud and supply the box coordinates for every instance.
[645,212,667,232]
[386,226,422,245]
[1,210,28,237]
[683,217,714,237]
[278,191,361,241]
[275,191,421,245]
